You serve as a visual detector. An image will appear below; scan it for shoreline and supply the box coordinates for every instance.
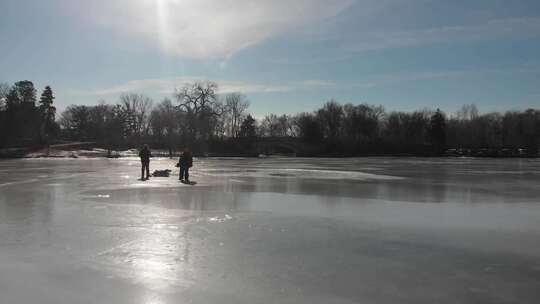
[1,149,538,160]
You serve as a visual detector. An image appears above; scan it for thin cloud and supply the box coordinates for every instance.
[345,17,540,52]
[353,65,540,88]
[66,77,340,99]
[66,0,354,59]
[66,64,540,101]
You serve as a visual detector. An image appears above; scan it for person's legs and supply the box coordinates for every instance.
[185,167,189,182]
[179,167,185,180]
[141,162,145,180]
[145,162,150,179]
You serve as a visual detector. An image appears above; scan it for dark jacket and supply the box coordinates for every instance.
[179,153,193,168]
[139,147,151,163]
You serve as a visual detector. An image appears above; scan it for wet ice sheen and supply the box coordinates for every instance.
[0,157,540,304]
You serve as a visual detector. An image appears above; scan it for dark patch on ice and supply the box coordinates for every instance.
[269,173,295,177]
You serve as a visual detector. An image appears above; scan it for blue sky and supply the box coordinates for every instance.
[1,0,540,116]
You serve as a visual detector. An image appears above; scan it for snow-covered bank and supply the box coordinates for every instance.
[3,148,176,159]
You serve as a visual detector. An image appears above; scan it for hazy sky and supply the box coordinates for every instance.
[1,0,540,116]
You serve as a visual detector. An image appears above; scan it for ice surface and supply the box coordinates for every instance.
[1,157,540,303]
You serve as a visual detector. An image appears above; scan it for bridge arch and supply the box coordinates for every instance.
[255,137,316,156]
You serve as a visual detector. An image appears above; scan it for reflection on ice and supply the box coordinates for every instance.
[91,215,195,292]
[198,167,403,180]
[208,214,233,223]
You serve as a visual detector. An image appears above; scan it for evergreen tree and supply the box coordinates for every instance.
[39,86,57,144]
[13,80,37,105]
[429,109,446,155]
[239,115,256,138]
[4,81,38,145]
[39,86,54,110]
[5,87,21,111]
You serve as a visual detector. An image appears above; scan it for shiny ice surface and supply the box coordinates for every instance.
[1,157,540,303]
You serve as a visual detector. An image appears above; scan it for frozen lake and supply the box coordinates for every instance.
[1,157,540,303]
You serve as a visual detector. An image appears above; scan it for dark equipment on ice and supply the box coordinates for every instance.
[152,169,171,177]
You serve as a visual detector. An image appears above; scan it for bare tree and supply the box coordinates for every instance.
[259,114,278,137]
[259,114,290,137]
[343,103,385,142]
[317,100,343,139]
[0,82,10,110]
[456,104,479,121]
[60,105,91,139]
[119,93,153,139]
[174,81,222,141]
[149,109,166,139]
[278,114,293,136]
[293,112,322,142]
[224,93,250,138]
[150,98,178,157]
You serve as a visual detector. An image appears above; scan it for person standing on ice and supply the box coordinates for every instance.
[178,149,193,182]
[139,144,152,180]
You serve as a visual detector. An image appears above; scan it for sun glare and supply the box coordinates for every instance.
[153,0,185,76]
[155,0,171,50]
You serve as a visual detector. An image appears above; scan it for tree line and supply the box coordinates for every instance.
[0,81,58,148]
[1,80,539,156]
